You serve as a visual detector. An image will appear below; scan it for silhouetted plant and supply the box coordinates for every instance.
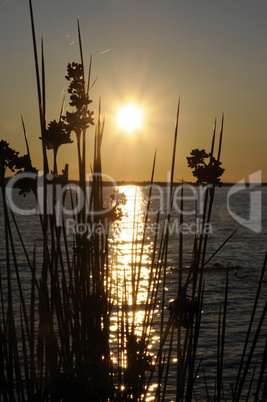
[42,119,73,176]
[63,61,94,189]
[0,140,37,195]
[15,154,38,196]
[125,334,153,397]
[168,294,199,329]
[64,62,94,135]
[0,140,20,188]
[100,190,127,224]
[187,148,224,185]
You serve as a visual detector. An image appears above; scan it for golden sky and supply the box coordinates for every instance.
[1,0,267,183]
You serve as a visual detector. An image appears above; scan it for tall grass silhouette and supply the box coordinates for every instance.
[0,1,266,400]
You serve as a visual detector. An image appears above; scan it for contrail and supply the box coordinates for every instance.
[99,49,111,55]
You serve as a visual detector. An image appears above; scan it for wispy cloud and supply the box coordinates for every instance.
[99,49,111,55]
[1,0,10,7]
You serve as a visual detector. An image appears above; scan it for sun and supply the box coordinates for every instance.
[116,103,144,133]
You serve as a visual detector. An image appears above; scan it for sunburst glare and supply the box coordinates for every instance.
[116,103,144,133]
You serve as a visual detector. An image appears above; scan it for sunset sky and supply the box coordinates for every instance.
[1,0,267,183]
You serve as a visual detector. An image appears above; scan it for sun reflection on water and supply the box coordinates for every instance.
[108,185,158,398]
[112,185,152,303]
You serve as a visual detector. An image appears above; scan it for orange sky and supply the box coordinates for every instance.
[1,0,267,183]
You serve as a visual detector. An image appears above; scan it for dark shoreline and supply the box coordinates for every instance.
[5,177,266,187]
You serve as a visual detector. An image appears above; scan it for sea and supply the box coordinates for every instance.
[1,183,267,400]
